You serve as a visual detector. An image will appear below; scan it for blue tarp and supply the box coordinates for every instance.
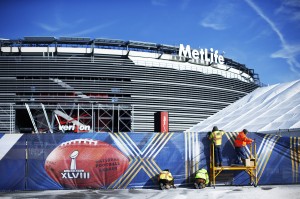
[0,132,299,190]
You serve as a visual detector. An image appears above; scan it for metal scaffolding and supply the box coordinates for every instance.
[210,142,257,188]
[22,103,133,133]
[0,103,15,133]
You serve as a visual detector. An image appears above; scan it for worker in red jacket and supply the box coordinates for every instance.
[234,129,253,165]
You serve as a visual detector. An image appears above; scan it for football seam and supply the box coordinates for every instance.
[61,138,99,146]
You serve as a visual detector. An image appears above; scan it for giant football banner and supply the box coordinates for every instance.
[0,132,299,190]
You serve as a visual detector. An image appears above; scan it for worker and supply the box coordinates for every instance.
[209,126,225,167]
[158,169,176,190]
[234,129,253,165]
[194,168,209,189]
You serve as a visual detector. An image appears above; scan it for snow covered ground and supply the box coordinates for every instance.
[1,185,300,199]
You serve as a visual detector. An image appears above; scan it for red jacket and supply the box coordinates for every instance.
[234,131,253,147]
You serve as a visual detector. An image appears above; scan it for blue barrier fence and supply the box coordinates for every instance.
[0,132,299,190]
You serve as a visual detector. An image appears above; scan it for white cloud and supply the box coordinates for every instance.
[271,44,300,59]
[151,0,167,6]
[151,0,190,9]
[200,3,235,31]
[245,0,300,77]
[68,21,117,37]
[36,16,83,33]
[201,21,226,31]
[54,13,72,29]
[271,44,300,76]
[36,22,59,32]
[275,0,300,21]
[245,29,271,44]
[245,0,285,44]
[35,10,115,37]
[180,0,191,10]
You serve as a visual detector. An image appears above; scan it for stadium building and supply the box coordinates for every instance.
[0,37,260,133]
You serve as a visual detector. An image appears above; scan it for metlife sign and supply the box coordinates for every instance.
[179,44,224,65]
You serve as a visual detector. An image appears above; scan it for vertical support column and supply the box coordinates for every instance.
[92,103,94,132]
[210,143,216,188]
[77,104,80,127]
[118,105,120,133]
[97,105,99,132]
[112,104,114,133]
[254,142,257,186]
[131,105,134,131]
[10,104,14,133]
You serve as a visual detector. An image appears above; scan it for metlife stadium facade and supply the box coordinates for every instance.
[0,37,260,133]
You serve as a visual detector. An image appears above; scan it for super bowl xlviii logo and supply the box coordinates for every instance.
[61,150,90,179]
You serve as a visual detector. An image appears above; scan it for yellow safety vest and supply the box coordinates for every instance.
[195,169,209,184]
[159,171,173,181]
[210,130,224,146]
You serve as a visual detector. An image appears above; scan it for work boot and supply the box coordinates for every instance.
[160,183,165,190]
[194,182,199,189]
[199,182,204,189]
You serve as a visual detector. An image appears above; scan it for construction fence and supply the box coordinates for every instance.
[0,132,299,190]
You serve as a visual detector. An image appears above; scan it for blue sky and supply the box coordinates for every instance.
[1,0,300,85]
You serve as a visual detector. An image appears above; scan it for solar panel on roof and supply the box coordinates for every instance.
[24,36,56,42]
[159,44,178,50]
[94,38,127,45]
[59,37,91,42]
[128,40,157,47]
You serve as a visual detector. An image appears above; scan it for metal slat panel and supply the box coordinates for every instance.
[0,51,258,132]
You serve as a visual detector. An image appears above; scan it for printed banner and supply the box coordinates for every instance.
[0,132,299,190]
[0,134,26,190]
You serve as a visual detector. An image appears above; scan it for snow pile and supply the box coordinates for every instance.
[186,79,300,133]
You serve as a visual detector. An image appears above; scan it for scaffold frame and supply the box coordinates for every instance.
[22,103,132,133]
[210,142,257,188]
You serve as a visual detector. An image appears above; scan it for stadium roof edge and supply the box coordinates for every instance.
[0,36,261,85]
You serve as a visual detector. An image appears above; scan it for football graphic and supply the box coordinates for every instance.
[44,138,129,188]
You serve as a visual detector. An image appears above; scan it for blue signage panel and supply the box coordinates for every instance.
[0,132,299,190]
[0,134,26,191]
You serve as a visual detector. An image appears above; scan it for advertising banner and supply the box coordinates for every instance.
[221,132,298,185]
[0,132,299,190]
[25,132,186,190]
